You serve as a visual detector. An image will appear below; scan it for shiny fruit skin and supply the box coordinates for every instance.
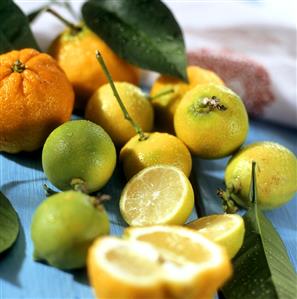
[31,190,110,269]
[49,26,140,109]
[85,82,154,146]
[0,48,74,153]
[120,132,192,179]
[174,83,249,159]
[150,66,224,133]
[42,120,116,193]
[225,141,297,209]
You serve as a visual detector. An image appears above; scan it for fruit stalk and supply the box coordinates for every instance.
[148,88,174,100]
[96,51,148,141]
[46,7,81,34]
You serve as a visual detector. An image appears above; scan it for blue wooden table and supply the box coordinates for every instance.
[0,117,296,299]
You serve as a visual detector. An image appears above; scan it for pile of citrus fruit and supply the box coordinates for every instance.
[1,11,296,299]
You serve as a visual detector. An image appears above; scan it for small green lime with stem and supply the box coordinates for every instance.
[42,120,116,193]
[31,190,110,269]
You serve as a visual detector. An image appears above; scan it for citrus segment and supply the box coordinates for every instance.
[120,165,194,226]
[187,214,245,258]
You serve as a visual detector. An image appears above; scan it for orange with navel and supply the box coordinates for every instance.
[0,48,74,153]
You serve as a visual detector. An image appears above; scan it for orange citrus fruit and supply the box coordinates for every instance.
[0,48,74,153]
[85,82,153,146]
[120,132,192,179]
[174,83,249,158]
[49,26,140,109]
[87,226,232,299]
[150,66,224,132]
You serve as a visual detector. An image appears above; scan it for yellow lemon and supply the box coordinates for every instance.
[119,165,194,226]
[187,214,245,258]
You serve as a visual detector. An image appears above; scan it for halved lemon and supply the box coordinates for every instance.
[125,225,232,299]
[119,165,194,226]
[187,214,245,258]
[88,226,232,299]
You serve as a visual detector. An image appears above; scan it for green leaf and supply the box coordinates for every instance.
[0,0,39,54]
[82,0,188,81]
[221,162,297,299]
[0,191,19,254]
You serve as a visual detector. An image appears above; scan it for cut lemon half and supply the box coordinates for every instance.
[88,237,164,299]
[88,226,232,299]
[125,225,232,299]
[119,165,194,226]
[187,214,245,258]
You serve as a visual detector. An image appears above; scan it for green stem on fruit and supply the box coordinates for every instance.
[96,50,148,141]
[217,188,239,214]
[148,88,174,100]
[12,60,26,73]
[45,7,82,35]
[70,178,88,194]
[43,184,58,196]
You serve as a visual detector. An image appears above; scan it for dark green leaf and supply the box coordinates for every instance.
[221,162,297,299]
[82,0,188,81]
[0,0,39,54]
[0,191,19,254]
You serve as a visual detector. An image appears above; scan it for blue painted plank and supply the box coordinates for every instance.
[0,118,296,298]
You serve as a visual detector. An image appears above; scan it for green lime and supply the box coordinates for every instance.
[42,120,116,193]
[31,190,110,269]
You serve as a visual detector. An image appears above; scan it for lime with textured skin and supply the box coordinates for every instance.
[225,141,297,209]
[42,120,116,193]
[174,83,249,159]
[31,190,110,269]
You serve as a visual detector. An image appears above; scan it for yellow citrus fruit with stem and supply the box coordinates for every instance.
[93,50,192,180]
[222,141,297,210]
[119,165,194,226]
[0,48,74,153]
[85,82,154,146]
[49,25,139,109]
[120,132,192,179]
[150,66,224,133]
[187,214,245,258]
[42,120,116,193]
[174,83,249,158]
